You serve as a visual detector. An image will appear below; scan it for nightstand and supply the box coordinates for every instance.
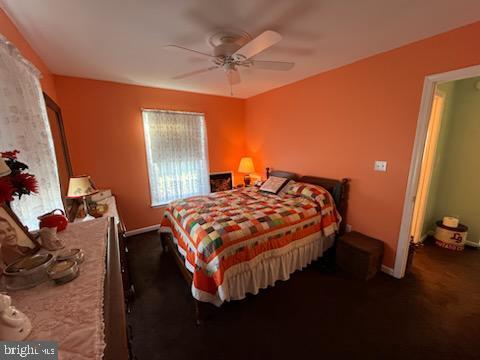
[336,231,384,280]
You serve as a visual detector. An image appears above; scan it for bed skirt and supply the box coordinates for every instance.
[161,226,334,306]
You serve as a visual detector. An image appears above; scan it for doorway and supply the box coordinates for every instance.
[394,65,480,278]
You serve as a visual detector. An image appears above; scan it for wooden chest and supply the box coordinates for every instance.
[336,231,384,280]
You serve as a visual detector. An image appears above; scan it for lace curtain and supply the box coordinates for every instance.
[0,34,64,230]
[142,110,210,205]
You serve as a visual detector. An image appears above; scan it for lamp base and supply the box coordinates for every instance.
[244,174,251,186]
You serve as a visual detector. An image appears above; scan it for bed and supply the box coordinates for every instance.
[160,169,349,320]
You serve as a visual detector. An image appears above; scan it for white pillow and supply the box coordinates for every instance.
[259,176,289,195]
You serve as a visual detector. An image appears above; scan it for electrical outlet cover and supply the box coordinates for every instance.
[374,160,387,172]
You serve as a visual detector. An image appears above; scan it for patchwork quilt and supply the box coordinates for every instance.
[161,184,341,305]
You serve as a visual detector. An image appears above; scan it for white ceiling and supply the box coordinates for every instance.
[2,0,480,98]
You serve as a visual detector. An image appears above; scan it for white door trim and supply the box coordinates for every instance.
[393,64,480,279]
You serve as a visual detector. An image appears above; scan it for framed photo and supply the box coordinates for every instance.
[210,171,233,193]
[0,203,40,265]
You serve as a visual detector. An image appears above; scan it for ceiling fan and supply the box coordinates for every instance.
[164,30,294,95]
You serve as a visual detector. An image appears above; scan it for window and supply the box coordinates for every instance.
[142,109,210,206]
[0,35,64,230]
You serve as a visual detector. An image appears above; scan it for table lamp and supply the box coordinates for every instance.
[67,175,98,220]
[0,158,11,177]
[238,157,255,186]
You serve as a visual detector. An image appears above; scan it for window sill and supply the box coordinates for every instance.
[151,204,168,208]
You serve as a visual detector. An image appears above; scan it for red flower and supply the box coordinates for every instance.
[13,173,38,194]
[0,178,14,203]
[1,150,19,160]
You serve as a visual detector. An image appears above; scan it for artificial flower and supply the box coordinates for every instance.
[0,150,38,201]
[1,150,19,160]
[12,173,38,196]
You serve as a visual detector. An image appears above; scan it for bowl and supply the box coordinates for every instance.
[47,260,79,285]
[3,253,56,290]
[56,248,85,264]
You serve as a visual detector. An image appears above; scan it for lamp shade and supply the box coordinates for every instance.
[238,157,255,174]
[0,158,11,177]
[67,175,98,198]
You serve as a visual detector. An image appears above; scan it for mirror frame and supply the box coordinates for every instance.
[43,92,77,221]
[43,92,73,178]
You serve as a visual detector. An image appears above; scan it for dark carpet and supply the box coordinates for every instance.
[126,233,480,360]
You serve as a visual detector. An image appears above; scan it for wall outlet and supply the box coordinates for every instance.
[374,160,387,172]
[345,224,352,233]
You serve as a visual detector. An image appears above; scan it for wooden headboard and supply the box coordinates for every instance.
[266,167,350,235]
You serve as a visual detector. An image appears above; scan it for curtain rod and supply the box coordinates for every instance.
[141,108,205,116]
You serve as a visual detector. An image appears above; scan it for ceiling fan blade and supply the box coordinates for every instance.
[227,70,241,85]
[232,30,282,61]
[172,66,218,80]
[251,60,295,71]
[163,45,213,58]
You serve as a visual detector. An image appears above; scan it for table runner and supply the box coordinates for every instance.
[10,218,109,360]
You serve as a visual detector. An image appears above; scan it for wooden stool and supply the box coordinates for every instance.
[336,231,384,280]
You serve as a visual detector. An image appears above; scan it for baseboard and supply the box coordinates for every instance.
[125,224,161,237]
[465,240,480,248]
[381,265,395,276]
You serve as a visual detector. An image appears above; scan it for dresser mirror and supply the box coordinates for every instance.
[43,93,75,219]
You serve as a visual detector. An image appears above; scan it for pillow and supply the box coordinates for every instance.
[287,182,333,208]
[259,176,289,194]
[277,180,295,196]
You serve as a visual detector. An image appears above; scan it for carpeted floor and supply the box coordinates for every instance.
[126,233,480,360]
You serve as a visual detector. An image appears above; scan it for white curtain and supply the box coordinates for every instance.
[142,110,210,205]
[0,34,64,230]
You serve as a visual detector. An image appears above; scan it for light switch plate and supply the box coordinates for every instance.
[374,160,387,172]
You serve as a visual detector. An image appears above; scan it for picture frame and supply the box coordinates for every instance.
[0,203,40,266]
[209,171,234,193]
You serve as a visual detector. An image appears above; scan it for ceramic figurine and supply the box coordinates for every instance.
[39,227,65,250]
[0,293,31,340]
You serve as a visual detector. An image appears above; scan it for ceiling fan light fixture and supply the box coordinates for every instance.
[166,29,294,95]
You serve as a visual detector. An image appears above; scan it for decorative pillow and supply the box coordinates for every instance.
[277,180,295,196]
[287,182,332,208]
[259,176,289,194]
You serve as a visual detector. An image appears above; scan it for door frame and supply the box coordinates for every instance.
[393,64,480,279]
[409,88,445,243]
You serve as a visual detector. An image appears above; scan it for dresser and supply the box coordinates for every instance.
[10,217,129,359]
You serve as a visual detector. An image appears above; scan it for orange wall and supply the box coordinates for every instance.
[245,21,480,267]
[54,76,245,231]
[0,8,57,100]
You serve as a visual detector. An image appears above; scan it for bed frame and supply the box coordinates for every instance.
[161,168,350,324]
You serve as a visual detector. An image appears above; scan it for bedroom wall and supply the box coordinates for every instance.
[0,8,57,100]
[54,76,245,231]
[245,21,480,268]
